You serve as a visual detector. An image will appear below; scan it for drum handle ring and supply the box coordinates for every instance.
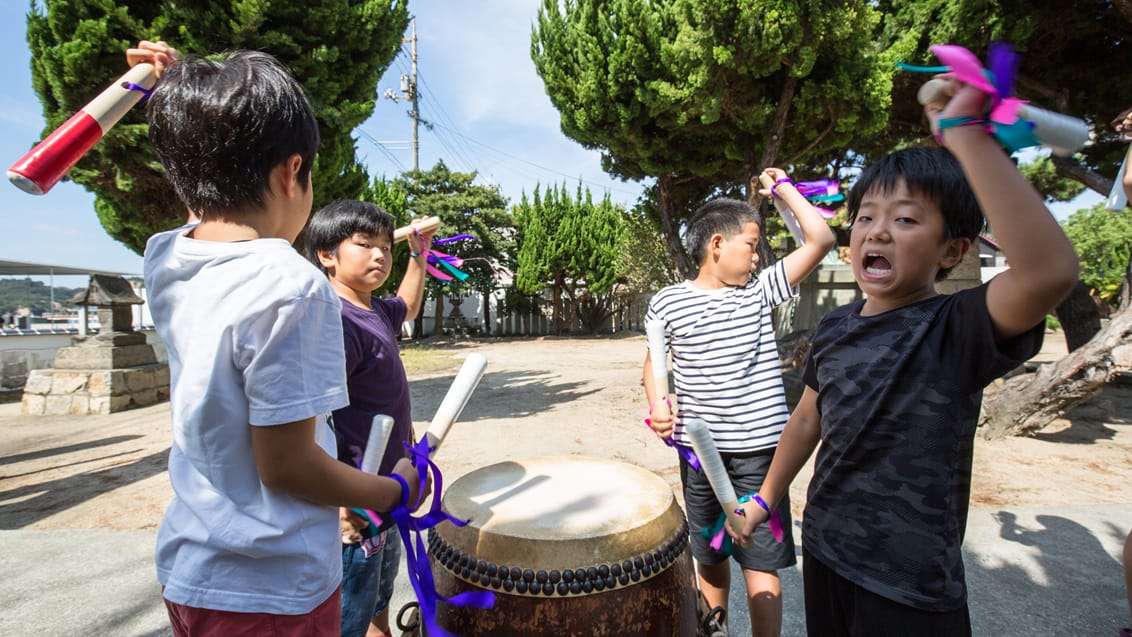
[396,601,421,634]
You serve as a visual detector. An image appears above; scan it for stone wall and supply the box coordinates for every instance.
[20,364,170,416]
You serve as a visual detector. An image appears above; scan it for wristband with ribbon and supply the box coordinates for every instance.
[770,177,795,199]
[643,396,701,471]
[737,492,784,543]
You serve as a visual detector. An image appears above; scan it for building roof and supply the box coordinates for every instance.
[0,259,133,277]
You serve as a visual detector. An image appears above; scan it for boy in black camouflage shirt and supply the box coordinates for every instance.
[732,83,1079,635]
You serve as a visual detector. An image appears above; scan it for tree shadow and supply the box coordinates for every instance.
[0,435,144,467]
[0,449,168,528]
[410,369,601,422]
[964,510,1129,635]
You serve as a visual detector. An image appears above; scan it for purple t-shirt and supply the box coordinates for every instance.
[331,296,412,476]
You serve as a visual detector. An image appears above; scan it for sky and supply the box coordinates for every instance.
[0,2,1103,289]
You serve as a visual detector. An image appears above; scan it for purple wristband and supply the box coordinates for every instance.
[389,473,410,508]
[771,178,794,199]
[753,493,773,514]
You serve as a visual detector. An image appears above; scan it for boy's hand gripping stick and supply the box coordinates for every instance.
[684,418,752,548]
[350,414,395,544]
[423,353,488,453]
[758,172,805,246]
[8,63,157,195]
[392,216,441,243]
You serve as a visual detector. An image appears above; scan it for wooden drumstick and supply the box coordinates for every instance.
[645,320,671,420]
[392,216,441,243]
[423,352,488,452]
[759,172,805,246]
[9,63,157,195]
[360,414,396,475]
[684,418,752,547]
[918,78,1091,157]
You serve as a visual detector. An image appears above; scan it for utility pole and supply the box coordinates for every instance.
[383,17,427,172]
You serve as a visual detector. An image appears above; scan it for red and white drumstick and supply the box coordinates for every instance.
[684,418,751,548]
[423,352,487,453]
[8,63,157,195]
[392,216,441,243]
[758,172,805,246]
[360,414,396,475]
[645,320,671,419]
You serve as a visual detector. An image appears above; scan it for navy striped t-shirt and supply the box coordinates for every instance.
[645,260,796,452]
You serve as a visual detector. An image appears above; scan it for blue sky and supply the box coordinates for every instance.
[0,2,1102,288]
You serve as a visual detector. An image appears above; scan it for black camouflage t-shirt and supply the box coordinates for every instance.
[801,284,1042,611]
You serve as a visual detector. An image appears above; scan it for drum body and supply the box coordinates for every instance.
[429,456,698,636]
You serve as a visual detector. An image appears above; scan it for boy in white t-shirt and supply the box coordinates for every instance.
[643,172,834,637]
[129,41,422,636]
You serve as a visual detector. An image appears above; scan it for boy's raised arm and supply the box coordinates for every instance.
[396,218,437,321]
[928,83,1079,340]
[760,168,837,288]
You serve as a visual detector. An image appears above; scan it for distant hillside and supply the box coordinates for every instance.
[0,278,83,315]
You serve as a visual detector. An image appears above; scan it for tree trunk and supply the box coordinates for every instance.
[748,74,797,267]
[552,272,563,335]
[657,174,695,279]
[1051,155,1115,197]
[482,290,492,336]
[434,294,445,336]
[980,303,1132,438]
[1055,281,1103,351]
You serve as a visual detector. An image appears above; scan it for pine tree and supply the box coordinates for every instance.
[25,0,409,253]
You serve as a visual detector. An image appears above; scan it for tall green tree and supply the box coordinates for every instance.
[514,183,625,333]
[532,0,890,277]
[395,161,512,336]
[25,0,409,253]
[1063,204,1132,308]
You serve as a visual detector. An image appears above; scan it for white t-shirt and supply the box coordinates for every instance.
[645,260,796,452]
[144,226,349,614]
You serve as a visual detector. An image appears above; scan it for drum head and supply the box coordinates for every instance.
[438,456,684,571]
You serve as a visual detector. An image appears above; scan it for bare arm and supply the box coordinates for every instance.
[396,218,437,321]
[928,85,1078,340]
[759,169,837,288]
[250,417,422,512]
[736,386,822,539]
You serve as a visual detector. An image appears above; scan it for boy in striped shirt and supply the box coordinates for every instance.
[643,170,834,637]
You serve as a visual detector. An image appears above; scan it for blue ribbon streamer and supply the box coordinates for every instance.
[389,437,495,637]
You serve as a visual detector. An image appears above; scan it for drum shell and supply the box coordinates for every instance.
[428,457,700,636]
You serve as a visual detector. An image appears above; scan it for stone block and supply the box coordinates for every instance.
[90,395,110,415]
[21,393,45,415]
[131,388,158,407]
[111,394,132,412]
[156,386,170,402]
[125,369,155,392]
[70,394,90,415]
[23,371,54,395]
[51,372,89,395]
[44,395,73,416]
[155,366,170,387]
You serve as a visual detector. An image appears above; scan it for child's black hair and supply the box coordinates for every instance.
[684,198,762,266]
[146,51,320,215]
[304,200,395,274]
[847,147,985,280]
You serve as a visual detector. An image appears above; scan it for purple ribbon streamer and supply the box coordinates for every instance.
[643,417,701,471]
[432,234,476,245]
[389,438,495,637]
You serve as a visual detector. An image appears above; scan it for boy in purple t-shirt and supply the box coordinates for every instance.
[306,200,435,637]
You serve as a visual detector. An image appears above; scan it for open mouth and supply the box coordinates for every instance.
[863,253,892,277]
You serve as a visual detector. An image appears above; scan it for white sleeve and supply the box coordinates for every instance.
[756,260,797,308]
[241,293,349,426]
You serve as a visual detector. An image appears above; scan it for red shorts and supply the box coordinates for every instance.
[163,587,341,637]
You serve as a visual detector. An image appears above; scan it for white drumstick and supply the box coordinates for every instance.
[424,352,488,452]
[685,418,751,546]
[392,216,441,243]
[918,78,1091,156]
[758,172,805,246]
[360,414,395,474]
[1107,152,1129,211]
[645,320,670,416]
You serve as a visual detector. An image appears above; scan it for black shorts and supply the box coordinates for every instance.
[679,448,796,571]
[802,549,972,637]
